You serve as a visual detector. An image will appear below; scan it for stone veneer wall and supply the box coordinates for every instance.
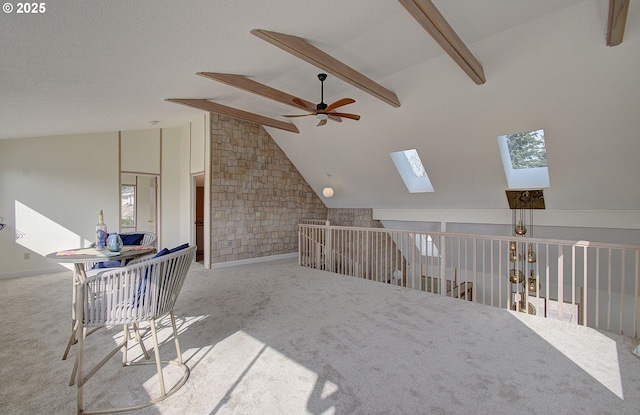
[327,208,380,228]
[210,114,327,264]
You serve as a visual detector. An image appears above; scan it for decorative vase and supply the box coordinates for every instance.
[107,233,123,252]
[95,210,108,250]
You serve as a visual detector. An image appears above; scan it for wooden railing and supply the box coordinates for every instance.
[299,223,640,337]
[299,219,330,226]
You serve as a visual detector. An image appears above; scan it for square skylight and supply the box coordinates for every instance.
[390,149,434,193]
[497,129,550,189]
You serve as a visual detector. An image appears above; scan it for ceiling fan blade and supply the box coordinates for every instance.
[328,115,342,123]
[317,119,327,127]
[326,98,355,112]
[292,97,316,112]
[282,113,315,118]
[329,112,361,121]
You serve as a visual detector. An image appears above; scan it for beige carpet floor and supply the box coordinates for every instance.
[1,258,640,414]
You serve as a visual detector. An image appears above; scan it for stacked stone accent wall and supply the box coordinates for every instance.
[210,114,327,264]
[327,208,378,228]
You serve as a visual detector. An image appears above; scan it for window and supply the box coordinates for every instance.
[497,129,550,189]
[390,149,434,193]
[121,185,136,228]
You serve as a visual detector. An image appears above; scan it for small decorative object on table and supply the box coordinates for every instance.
[95,210,108,250]
[106,233,123,252]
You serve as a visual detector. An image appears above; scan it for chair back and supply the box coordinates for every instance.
[139,232,158,248]
[82,245,196,327]
[84,232,158,271]
[119,231,157,248]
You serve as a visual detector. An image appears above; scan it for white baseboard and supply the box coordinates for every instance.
[211,252,298,269]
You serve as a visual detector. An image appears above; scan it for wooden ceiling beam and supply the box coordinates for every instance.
[165,98,299,133]
[607,0,630,46]
[196,72,316,110]
[251,29,401,108]
[398,0,485,85]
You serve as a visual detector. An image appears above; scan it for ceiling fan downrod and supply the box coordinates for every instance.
[317,73,327,111]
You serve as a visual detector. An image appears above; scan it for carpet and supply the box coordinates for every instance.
[1,258,639,414]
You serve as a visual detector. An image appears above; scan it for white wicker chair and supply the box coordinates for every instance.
[73,245,196,414]
[111,231,158,248]
[127,231,157,248]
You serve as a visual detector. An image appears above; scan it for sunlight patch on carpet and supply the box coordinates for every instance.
[190,330,338,414]
[511,311,623,399]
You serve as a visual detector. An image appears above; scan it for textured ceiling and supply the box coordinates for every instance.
[1,0,639,212]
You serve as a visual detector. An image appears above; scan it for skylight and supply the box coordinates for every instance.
[506,130,548,169]
[405,149,427,177]
[390,149,434,193]
[497,129,550,189]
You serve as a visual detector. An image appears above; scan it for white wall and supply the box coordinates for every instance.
[0,132,119,276]
[161,126,190,248]
[121,129,161,174]
[190,113,206,175]
[0,125,195,278]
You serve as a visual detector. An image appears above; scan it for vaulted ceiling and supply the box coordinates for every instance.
[1,0,638,212]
